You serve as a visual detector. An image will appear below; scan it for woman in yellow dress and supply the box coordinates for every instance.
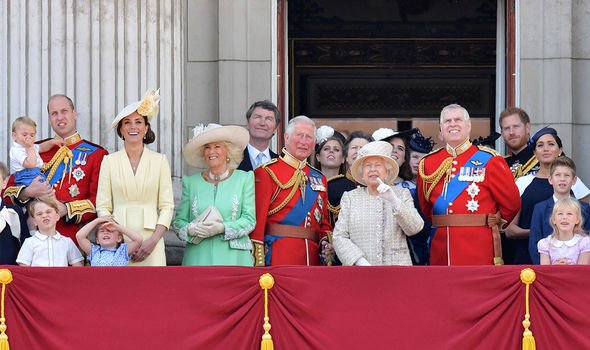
[96,90,174,266]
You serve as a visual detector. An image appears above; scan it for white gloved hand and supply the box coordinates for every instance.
[355,257,371,266]
[187,222,200,237]
[377,178,401,211]
[194,221,225,238]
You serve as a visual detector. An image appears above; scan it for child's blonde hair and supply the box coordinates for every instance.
[12,116,37,132]
[27,197,59,217]
[550,197,585,239]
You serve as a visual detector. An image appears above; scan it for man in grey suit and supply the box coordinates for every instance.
[238,100,281,171]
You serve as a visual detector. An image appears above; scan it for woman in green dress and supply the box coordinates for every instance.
[172,123,255,266]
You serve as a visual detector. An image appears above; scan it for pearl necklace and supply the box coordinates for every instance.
[209,169,229,182]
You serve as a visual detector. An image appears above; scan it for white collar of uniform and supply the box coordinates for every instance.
[550,234,582,247]
[247,144,270,163]
[33,231,63,241]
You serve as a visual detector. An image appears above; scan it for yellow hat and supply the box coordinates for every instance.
[111,89,160,129]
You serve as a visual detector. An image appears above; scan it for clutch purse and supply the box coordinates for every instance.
[189,206,223,245]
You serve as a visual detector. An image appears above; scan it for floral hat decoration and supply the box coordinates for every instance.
[111,89,160,129]
[315,125,346,152]
[183,123,249,168]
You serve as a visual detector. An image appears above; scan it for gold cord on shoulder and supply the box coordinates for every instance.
[418,157,453,202]
[41,146,74,183]
[265,167,307,216]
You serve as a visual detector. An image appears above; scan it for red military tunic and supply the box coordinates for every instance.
[3,134,108,242]
[251,150,332,266]
[417,139,520,265]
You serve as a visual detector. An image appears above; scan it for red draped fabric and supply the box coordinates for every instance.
[1,265,588,349]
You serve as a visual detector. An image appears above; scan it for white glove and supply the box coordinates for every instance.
[355,257,371,266]
[377,178,402,211]
[194,221,225,238]
[187,222,200,237]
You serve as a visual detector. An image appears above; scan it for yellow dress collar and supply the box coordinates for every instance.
[280,149,307,170]
[446,138,472,157]
[58,132,82,146]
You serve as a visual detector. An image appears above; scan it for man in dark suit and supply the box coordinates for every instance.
[237,100,280,171]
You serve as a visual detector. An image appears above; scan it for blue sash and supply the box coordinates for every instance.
[432,150,493,215]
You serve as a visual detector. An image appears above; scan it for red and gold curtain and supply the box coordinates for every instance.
[1,265,587,349]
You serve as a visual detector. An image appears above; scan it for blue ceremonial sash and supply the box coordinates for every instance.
[264,168,322,265]
[45,142,99,186]
[432,150,493,215]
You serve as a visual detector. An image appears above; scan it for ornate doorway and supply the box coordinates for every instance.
[287,0,499,145]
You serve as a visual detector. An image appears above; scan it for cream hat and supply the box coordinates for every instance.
[183,123,249,168]
[111,89,160,129]
[350,141,399,186]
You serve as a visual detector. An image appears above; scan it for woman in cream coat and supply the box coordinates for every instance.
[96,90,174,266]
[333,141,424,266]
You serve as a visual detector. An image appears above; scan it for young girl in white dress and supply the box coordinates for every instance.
[538,197,590,265]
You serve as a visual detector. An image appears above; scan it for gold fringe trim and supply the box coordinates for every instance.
[520,268,536,350]
[41,146,73,184]
[259,273,275,350]
[264,167,307,216]
[418,157,453,202]
[0,269,13,350]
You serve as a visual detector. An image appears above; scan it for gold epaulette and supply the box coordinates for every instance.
[477,145,500,156]
[426,147,444,156]
[261,158,278,168]
[2,186,22,201]
[66,200,96,224]
[327,174,344,182]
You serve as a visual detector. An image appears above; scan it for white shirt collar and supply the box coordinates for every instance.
[33,231,62,241]
[550,234,582,247]
[247,144,270,165]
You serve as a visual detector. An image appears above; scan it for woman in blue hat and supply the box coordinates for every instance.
[504,127,590,264]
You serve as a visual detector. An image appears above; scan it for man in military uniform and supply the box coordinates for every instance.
[251,116,333,266]
[417,104,520,265]
[3,94,108,242]
[499,107,538,179]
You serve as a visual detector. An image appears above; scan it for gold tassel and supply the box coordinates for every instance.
[520,268,536,350]
[259,273,275,350]
[0,269,13,350]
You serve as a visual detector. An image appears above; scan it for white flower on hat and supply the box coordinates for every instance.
[316,125,335,144]
[372,128,398,142]
[191,123,214,139]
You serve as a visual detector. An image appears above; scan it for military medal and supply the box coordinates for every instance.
[309,176,326,191]
[69,184,80,197]
[466,183,480,197]
[317,195,324,210]
[466,199,480,212]
[465,182,480,212]
[72,167,85,182]
[80,153,88,165]
[314,208,322,224]
[75,153,82,165]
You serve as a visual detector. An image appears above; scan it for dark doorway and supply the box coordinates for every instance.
[288,0,498,143]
